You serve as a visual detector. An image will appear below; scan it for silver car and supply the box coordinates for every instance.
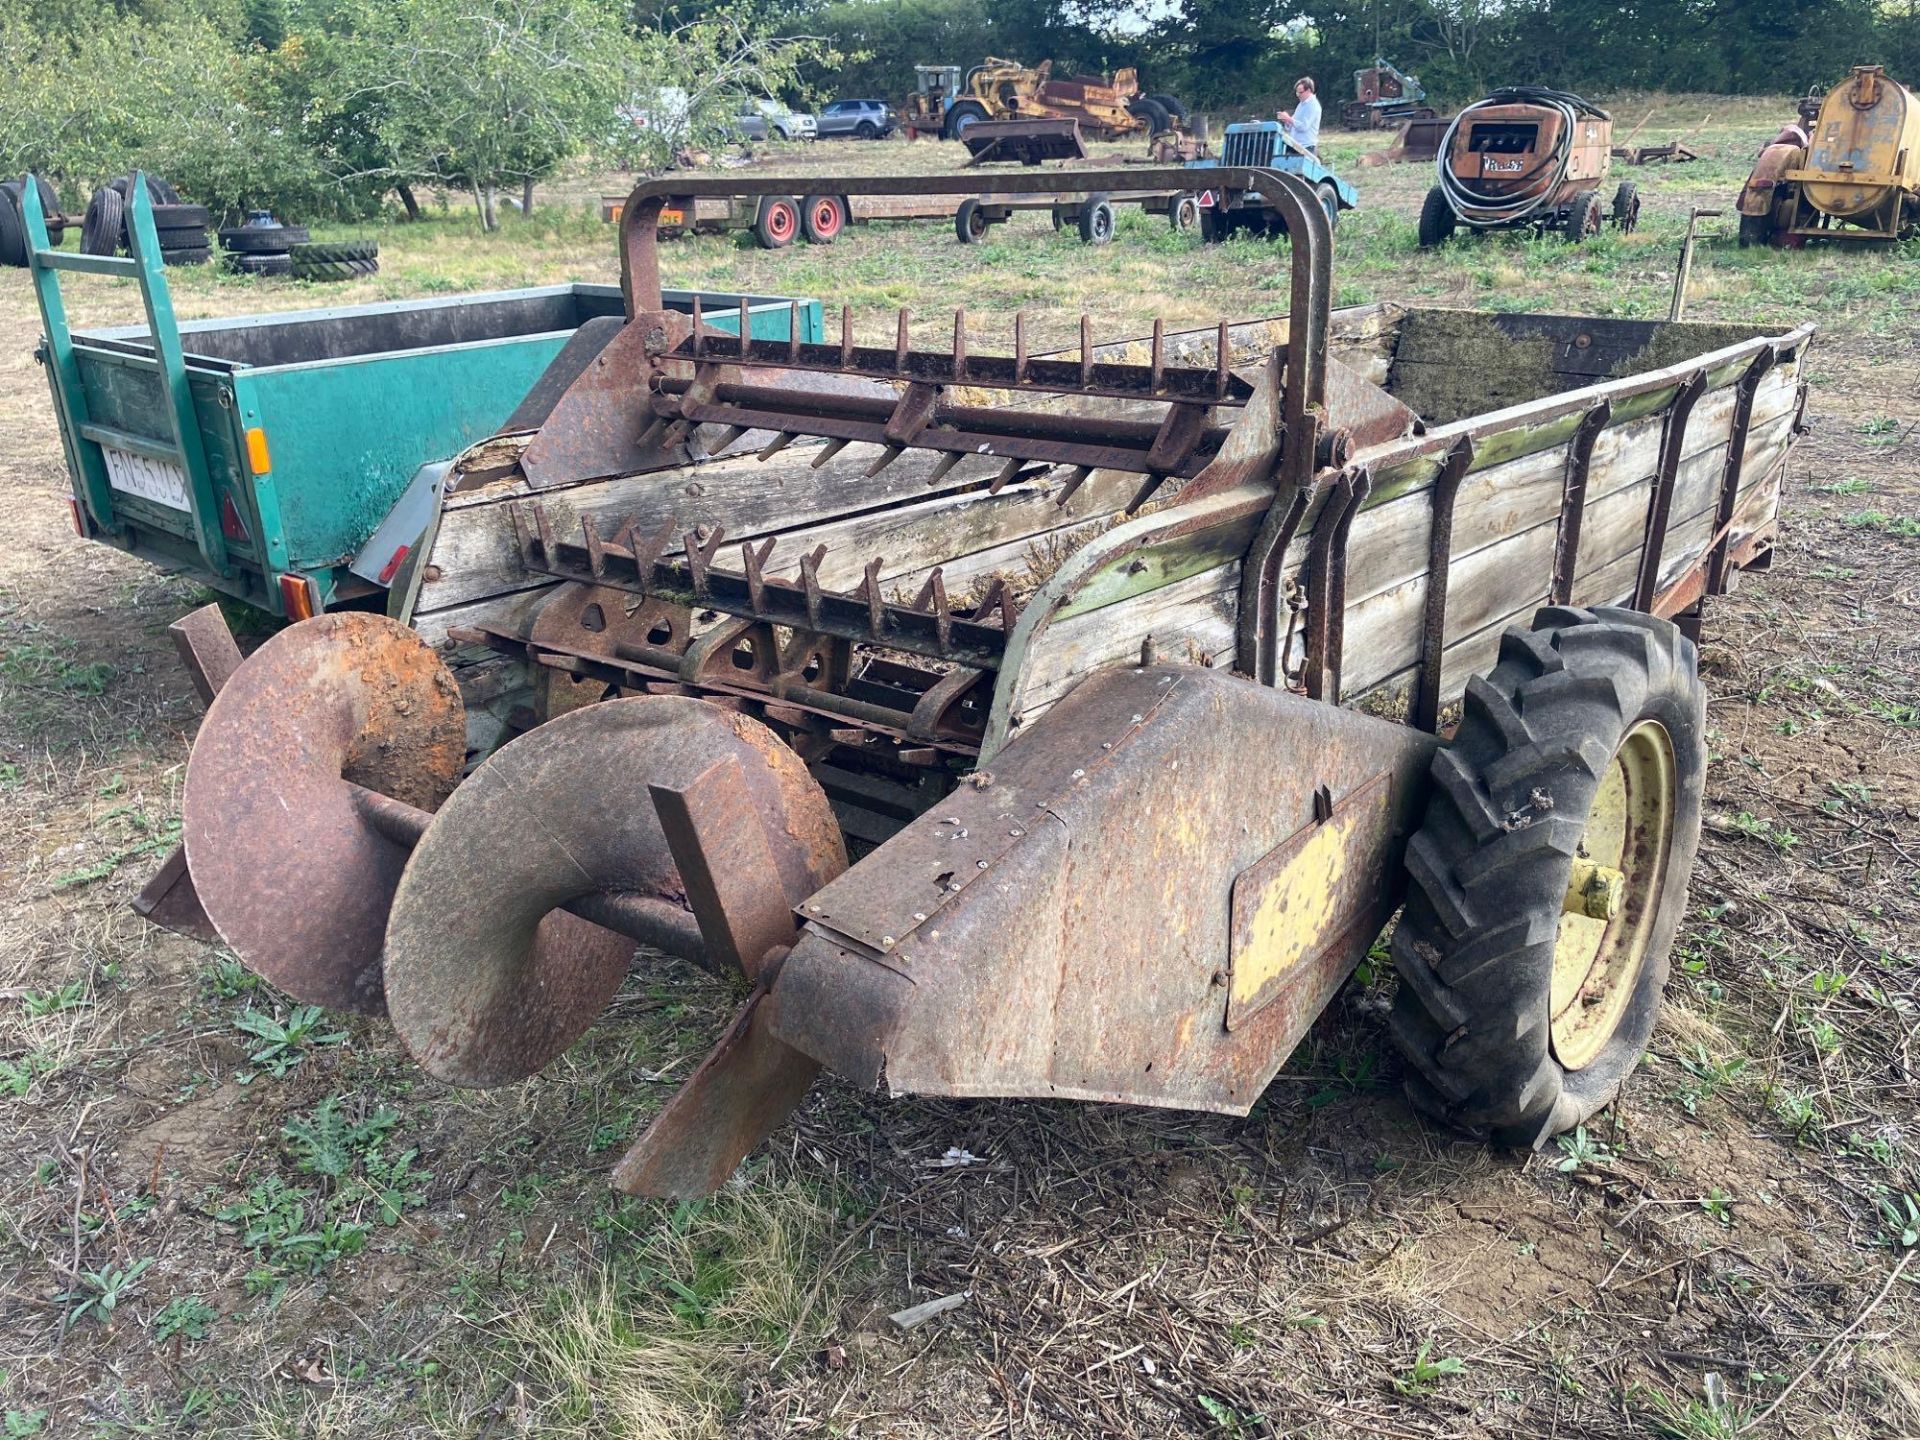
[732,98,817,142]
[818,99,896,140]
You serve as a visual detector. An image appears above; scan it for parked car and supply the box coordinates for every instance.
[818,99,896,140]
[732,98,817,142]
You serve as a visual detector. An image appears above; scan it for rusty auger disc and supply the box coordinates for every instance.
[182,613,466,1015]
[382,696,846,1088]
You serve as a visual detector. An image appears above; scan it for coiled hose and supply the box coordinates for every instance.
[1437,87,1610,225]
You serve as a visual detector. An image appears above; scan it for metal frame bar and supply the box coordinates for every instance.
[1633,370,1708,612]
[1706,350,1776,597]
[1300,467,1370,702]
[1411,438,1476,733]
[1548,402,1613,606]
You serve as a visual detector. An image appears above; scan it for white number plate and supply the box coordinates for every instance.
[103,446,191,511]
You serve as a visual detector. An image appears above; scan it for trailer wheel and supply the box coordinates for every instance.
[1611,181,1640,233]
[1737,212,1772,248]
[801,194,845,244]
[0,192,25,268]
[1563,190,1604,244]
[1388,606,1706,1147]
[754,195,800,249]
[1168,193,1201,234]
[1078,193,1115,245]
[1417,185,1455,248]
[955,197,992,244]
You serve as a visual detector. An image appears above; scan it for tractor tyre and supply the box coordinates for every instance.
[801,193,845,244]
[1418,185,1456,248]
[161,244,211,266]
[1388,606,1706,1147]
[1315,181,1341,231]
[1611,181,1640,233]
[290,258,360,282]
[110,174,179,207]
[1147,94,1189,124]
[753,195,800,249]
[944,100,991,141]
[1078,193,1115,245]
[1737,212,1772,249]
[955,197,991,245]
[81,187,123,256]
[228,251,293,277]
[0,192,25,267]
[287,239,377,264]
[1129,98,1172,137]
[1563,190,1604,244]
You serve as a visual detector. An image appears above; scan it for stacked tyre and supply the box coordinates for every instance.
[218,215,310,277]
[0,178,62,267]
[288,239,380,282]
[109,175,209,265]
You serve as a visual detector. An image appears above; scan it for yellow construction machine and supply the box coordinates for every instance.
[1738,65,1920,244]
[903,58,1187,142]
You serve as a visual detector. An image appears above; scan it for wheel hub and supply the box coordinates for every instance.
[1549,718,1676,1072]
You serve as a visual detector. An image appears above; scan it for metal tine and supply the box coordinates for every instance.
[683,526,727,594]
[987,456,1027,495]
[1125,473,1170,515]
[1054,465,1093,508]
[895,309,910,375]
[608,514,642,555]
[1215,319,1230,400]
[854,558,886,637]
[925,451,965,487]
[581,515,607,577]
[952,308,966,382]
[971,575,1022,633]
[738,297,751,360]
[789,300,802,361]
[631,517,678,591]
[1014,312,1028,383]
[711,424,750,453]
[1150,318,1165,393]
[864,444,905,479]
[1080,314,1092,386]
[798,547,826,628]
[912,569,953,648]
[634,414,669,451]
[840,305,854,366]
[756,431,799,461]
[739,537,776,612]
[508,502,534,561]
[691,295,704,358]
[532,503,556,558]
[810,437,853,470]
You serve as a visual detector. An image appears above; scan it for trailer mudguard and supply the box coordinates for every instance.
[766,663,1436,1113]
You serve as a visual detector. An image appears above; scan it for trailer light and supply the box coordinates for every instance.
[220,494,251,543]
[245,427,272,475]
[278,572,319,621]
[66,496,86,537]
[376,543,411,586]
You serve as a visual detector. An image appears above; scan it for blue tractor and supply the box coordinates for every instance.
[1185,120,1358,240]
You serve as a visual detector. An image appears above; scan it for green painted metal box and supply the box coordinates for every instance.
[47,283,824,614]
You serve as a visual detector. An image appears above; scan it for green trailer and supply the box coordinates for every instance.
[22,175,824,619]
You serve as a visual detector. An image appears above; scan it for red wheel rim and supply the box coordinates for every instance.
[768,202,796,240]
[810,199,841,237]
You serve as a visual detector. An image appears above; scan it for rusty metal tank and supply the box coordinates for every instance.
[1795,65,1920,237]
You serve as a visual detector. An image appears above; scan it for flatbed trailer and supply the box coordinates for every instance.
[63,168,1812,1206]
[605,182,1199,247]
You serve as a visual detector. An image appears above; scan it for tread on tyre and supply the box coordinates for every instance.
[1388,606,1707,1148]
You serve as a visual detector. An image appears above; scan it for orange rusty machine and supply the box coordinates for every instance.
[1419,87,1638,246]
[1738,65,1920,246]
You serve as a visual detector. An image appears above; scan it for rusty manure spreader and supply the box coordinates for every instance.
[46,170,1812,1199]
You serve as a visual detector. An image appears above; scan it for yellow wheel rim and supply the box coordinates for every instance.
[1549,719,1676,1072]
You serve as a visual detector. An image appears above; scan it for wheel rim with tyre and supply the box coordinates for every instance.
[1388,605,1705,1146]
[856,122,876,139]
[1170,195,1200,234]
[802,195,844,244]
[1079,195,1114,245]
[1316,183,1340,231]
[756,197,799,249]
[1548,718,1674,1071]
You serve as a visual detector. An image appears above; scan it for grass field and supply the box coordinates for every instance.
[1,93,1917,1438]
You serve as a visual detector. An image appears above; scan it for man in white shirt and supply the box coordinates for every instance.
[1276,77,1322,157]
